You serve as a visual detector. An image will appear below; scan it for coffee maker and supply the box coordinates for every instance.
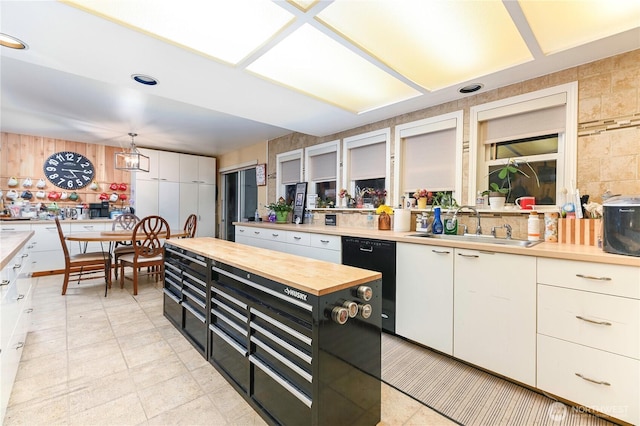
[89,201,110,218]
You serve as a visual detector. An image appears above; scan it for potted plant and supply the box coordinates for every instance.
[485,159,540,207]
[266,197,293,223]
[375,204,393,230]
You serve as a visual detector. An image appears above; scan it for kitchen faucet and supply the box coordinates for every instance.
[491,223,513,239]
[453,205,482,235]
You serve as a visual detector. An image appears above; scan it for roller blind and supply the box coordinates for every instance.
[402,128,456,191]
[309,151,336,181]
[480,105,566,144]
[281,159,300,184]
[349,142,385,180]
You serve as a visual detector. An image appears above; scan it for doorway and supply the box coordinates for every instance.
[222,167,257,241]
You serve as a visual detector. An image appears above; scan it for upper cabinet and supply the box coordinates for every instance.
[179,154,216,185]
[135,148,180,182]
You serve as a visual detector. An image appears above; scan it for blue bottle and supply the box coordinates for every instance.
[432,206,444,234]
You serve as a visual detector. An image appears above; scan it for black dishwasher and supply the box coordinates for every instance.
[342,237,396,333]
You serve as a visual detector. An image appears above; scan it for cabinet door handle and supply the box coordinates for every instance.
[238,229,245,233]
[576,274,611,281]
[575,315,612,326]
[46,226,56,230]
[14,342,24,350]
[294,236,301,240]
[1,280,9,286]
[432,249,450,254]
[13,263,22,269]
[575,373,610,386]
[320,239,330,243]
[271,233,279,237]
[15,294,25,300]
[457,253,479,258]
[359,247,373,252]
[254,231,260,235]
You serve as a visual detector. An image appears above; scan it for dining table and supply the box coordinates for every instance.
[65,229,189,296]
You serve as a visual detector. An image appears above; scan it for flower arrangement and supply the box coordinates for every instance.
[376,204,393,215]
[338,188,351,199]
[266,196,293,212]
[413,189,430,199]
[583,202,603,218]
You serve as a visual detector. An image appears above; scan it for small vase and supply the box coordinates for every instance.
[417,197,427,209]
[378,212,391,230]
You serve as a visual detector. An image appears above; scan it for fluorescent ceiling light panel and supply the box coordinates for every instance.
[518,0,640,54]
[63,0,294,65]
[246,24,421,113]
[316,0,532,91]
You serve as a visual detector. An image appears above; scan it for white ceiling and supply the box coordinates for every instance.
[1,0,639,157]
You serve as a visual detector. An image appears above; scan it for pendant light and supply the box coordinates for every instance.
[114,133,149,172]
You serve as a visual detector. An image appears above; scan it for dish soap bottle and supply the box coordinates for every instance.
[444,210,457,235]
[432,206,444,234]
[528,211,540,241]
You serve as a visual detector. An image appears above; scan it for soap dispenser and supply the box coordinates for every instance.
[432,206,444,234]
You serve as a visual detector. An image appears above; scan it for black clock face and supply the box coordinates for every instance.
[43,151,95,190]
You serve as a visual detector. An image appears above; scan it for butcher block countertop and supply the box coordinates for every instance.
[167,237,381,296]
[0,231,34,270]
[234,222,640,267]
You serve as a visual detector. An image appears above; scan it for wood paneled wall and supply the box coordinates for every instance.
[0,132,132,206]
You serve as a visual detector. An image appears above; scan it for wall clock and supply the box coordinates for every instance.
[256,163,266,186]
[43,151,95,190]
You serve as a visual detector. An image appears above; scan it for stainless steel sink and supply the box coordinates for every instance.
[407,233,542,247]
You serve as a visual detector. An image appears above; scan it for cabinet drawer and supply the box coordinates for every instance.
[234,225,253,239]
[538,284,639,359]
[538,334,639,425]
[287,231,310,246]
[257,228,286,242]
[537,258,639,299]
[310,233,340,251]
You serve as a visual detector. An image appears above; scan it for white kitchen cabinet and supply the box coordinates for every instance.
[179,154,216,185]
[180,182,217,237]
[158,181,180,230]
[1,233,34,422]
[453,248,536,386]
[396,242,453,355]
[234,226,341,263]
[68,222,109,256]
[29,222,69,273]
[135,148,180,182]
[536,258,639,425]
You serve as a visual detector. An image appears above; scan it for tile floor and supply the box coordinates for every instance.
[4,274,455,425]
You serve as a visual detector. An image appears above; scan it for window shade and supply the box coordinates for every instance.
[349,142,385,180]
[480,105,566,144]
[402,128,456,191]
[309,151,336,181]
[281,159,300,184]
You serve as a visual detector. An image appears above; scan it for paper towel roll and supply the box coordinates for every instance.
[393,209,411,232]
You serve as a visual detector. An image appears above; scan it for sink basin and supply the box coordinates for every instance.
[407,233,542,248]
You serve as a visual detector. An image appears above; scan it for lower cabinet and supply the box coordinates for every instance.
[453,248,536,387]
[396,242,453,355]
[234,226,341,263]
[536,258,639,425]
[1,233,34,422]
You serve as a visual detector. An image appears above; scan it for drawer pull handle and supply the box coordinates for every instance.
[294,236,301,240]
[320,239,330,243]
[432,249,451,254]
[14,342,24,350]
[271,233,279,237]
[576,316,612,326]
[1,280,9,286]
[238,229,245,232]
[575,373,610,386]
[575,274,611,281]
[254,231,260,235]
[457,253,479,258]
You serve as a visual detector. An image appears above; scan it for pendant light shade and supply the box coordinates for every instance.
[115,133,149,172]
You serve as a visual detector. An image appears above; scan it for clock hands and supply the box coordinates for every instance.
[61,168,93,177]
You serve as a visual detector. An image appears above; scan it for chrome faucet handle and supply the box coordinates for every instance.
[504,223,513,239]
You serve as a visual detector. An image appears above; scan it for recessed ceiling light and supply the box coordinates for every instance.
[131,74,158,86]
[0,33,27,49]
[459,84,483,94]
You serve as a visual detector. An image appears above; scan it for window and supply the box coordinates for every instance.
[276,149,303,205]
[305,140,339,205]
[343,128,390,202]
[394,111,463,204]
[469,82,578,207]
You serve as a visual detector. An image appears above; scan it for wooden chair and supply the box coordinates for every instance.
[118,215,170,295]
[56,217,111,296]
[111,213,140,280]
[183,214,197,238]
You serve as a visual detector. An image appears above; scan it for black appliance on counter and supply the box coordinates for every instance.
[603,195,640,257]
[89,202,110,218]
[341,237,396,333]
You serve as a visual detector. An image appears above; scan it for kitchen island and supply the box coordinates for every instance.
[163,237,383,426]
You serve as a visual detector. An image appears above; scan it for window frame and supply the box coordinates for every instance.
[468,82,578,206]
[304,140,340,204]
[276,149,303,201]
[342,128,391,200]
[393,110,463,206]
